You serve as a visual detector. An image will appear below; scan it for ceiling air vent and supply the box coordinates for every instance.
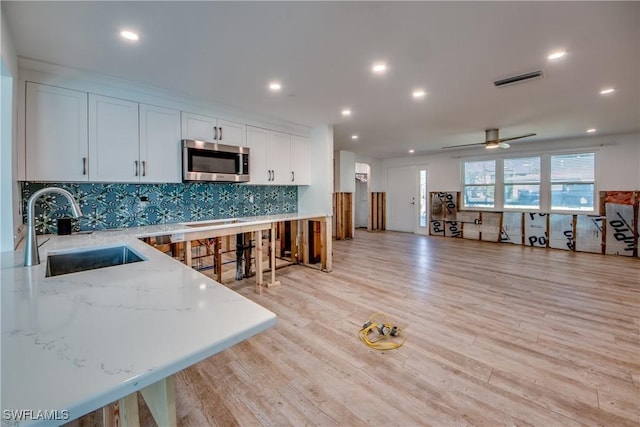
[494,70,543,87]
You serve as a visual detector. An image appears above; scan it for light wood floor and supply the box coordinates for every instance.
[75,230,640,426]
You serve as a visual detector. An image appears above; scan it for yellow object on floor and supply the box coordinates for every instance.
[358,312,406,351]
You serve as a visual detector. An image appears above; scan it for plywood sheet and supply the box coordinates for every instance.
[575,215,604,253]
[524,213,548,247]
[500,212,523,245]
[480,212,501,242]
[605,203,637,256]
[549,214,575,251]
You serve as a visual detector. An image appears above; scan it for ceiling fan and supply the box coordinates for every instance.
[442,128,536,150]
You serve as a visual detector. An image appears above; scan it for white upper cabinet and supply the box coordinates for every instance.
[139,104,182,183]
[246,126,271,185]
[25,82,89,181]
[291,135,310,185]
[88,94,139,182]
[246,126,310,186]
[270,131,291,185]
[181,112,245,146]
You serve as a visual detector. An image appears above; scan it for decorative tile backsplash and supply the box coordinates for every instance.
[22,182,298,234]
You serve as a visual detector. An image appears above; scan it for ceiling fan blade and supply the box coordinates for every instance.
[496,133,536,143]
[441,142,487,149]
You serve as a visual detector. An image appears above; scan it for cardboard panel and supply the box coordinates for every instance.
[524,213,548,247]
[430,220,445,236]
[430,192,458,220]
[463,223,480,240]
[605,203,637,256]
[444,221,462,238]
[575,215,604,253]
[480,212,501,242]
[500,212,523,245]
[549,214,575,251]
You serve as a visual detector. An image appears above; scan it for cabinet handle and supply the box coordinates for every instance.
[134,160,139,177]
[82,157,87,175]
[267,170,271,181]
[291,171,294,182]
[213,126,218,141]
[271,170,274,181]
[142,161,146,177]
[219,126,223,141]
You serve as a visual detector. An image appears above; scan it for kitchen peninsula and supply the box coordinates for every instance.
[1,213,330,426]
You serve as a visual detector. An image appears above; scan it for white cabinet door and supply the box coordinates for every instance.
[291,135,310,185]
[217,119,245,147]
[181,112,216,141]
[270,131,291,185]
[246,126,270,185]
[139,104,181,183]
[89,94,139,182]
[25,83,89,181]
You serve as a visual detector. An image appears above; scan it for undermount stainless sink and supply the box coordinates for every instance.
[45,245,146,277]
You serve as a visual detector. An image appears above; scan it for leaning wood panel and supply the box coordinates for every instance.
[333,192,353,240]
[368,192,386,231]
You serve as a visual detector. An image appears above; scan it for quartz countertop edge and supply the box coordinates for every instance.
[0,214,333,426]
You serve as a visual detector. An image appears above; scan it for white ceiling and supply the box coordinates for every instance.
[3,1,639,158]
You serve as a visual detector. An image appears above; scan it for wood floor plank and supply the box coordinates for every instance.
[71,230,639,426]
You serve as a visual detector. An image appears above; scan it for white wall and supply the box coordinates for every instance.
[298,125,334,216]
[377,133,640,193]
[1,5,20,251]
[333,150,355,193]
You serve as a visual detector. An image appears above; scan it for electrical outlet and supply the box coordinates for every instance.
[138,196,149,209]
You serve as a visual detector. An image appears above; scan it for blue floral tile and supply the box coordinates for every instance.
[22,182,298,234]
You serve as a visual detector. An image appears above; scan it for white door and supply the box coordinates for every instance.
[25,83,89,181]
[88,94,139,182]
[386,165,418,232]
[139,104,181,183]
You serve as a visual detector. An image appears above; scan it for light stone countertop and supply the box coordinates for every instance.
[1,213,328,426]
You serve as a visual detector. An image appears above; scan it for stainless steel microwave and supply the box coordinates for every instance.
[182,139,250,182]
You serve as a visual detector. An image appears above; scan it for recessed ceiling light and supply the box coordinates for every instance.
[409,149,415,154]
[372,62,387,74]
[341,109,352,117]
[412,90,426,99]
[547,50,566,60]
[600,88,615,95]
[268,82,281,91]
[587,128,597,133]
[120,30,139,41]
[351,135,359,140]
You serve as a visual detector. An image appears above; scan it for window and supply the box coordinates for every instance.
[550,153,595,211]
[504,157,540,209]
[463,160,495,208]
[462,152,596,212]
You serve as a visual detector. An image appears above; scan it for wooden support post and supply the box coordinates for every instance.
[103,393,140,427]
[290,220,298,263]
[184,240,192,268]
[301,219,310,265]
[139,376,177,427]
[255,229,263,294]
[214,237,222,283]
[266,222,280,287]
[323,219,332,272]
